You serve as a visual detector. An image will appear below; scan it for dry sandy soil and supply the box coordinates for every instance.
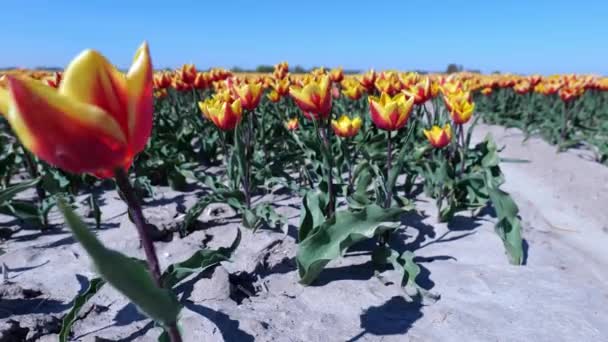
[1,123,608,342]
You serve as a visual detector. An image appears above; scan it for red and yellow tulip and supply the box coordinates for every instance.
[359,70,376,92]
[331,115,362,138]
[267,90,281,103]
[368,92,414,131]
[289,75,332,120]
[229,78,263,111]
[341,78,365,100]
[329,67,344,83]
[198,96,243,131]
[284,117,299,131]
[423,124,452,149]
[0,42,153,178]
[403,77,431,105]
[444,91,475,125]
[177,64,197,84]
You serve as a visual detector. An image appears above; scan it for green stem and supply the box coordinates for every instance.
[113,168,182,342]
[384,131,393,209]
[317,118,335,218]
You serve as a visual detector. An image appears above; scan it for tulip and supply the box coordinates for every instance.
[153,72,173,89]
[330,67,344,83]
[177,64,197,84]
[198,96,242,131]
[273,62,289,80]
[368,92,414,131]
[267,89,281,103]
[444,91,475,125]
[230,80,263,111]
[481,87,493,96]
[43,72,62,88]
[513,80,532,95]
[403,77,431,105]
[423,124,452,149]
[359,70,376,92]
[558,86,583,102]
[273,78,290,96]
[0,42,153,178]
[534,81,562,95]
[284,117,299,131]
[331,115,362,138]
[341,78,365,100]
[193,73,209,89]
[289,75,332,120]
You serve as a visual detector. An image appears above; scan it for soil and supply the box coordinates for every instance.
[1,123,607,342]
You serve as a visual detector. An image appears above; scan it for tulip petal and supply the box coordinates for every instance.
[59,49,130,140]
[126,42,154,154]
[0,87,9,116]
[5,76,128,175]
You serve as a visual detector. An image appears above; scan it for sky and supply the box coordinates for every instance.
[2,0,607,75]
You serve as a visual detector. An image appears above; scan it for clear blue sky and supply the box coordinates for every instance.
[2,0,607,75]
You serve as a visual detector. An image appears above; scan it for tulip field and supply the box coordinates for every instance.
[1,45,608,341]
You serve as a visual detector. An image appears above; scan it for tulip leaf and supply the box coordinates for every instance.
[297,204,406,285]
[487,186,524,265]
[57,198,182,327]
[298,190,327,242]
[161,229,240,288]
[59,276,106,342]
[0,178,39,206]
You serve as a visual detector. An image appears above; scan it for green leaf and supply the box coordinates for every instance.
[296,204,406,285]
[59,277,106,342]
[0,178,39,206]
[298,191,327,242]
[487,187,524,265]
[57,198,182,327]
[161,229,241,288]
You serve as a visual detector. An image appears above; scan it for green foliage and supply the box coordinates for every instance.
[296,198,407,285]
[57,199,182,327]
[59,277,106,342]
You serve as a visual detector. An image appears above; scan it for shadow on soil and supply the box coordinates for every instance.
[346,296,424,341]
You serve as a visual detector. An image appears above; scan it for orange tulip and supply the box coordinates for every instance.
[198,96,243,131]
[0,43,153,178]
[368,92,414,131]
[331,115,362,138]
[423,124,452,149]
[289,75,332,120]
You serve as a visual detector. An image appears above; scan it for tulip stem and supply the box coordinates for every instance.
[318,119,335,218]
[384,131,393,209]
[458,124,466,175]
[114,168,162,284]
[114,168,182,342]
